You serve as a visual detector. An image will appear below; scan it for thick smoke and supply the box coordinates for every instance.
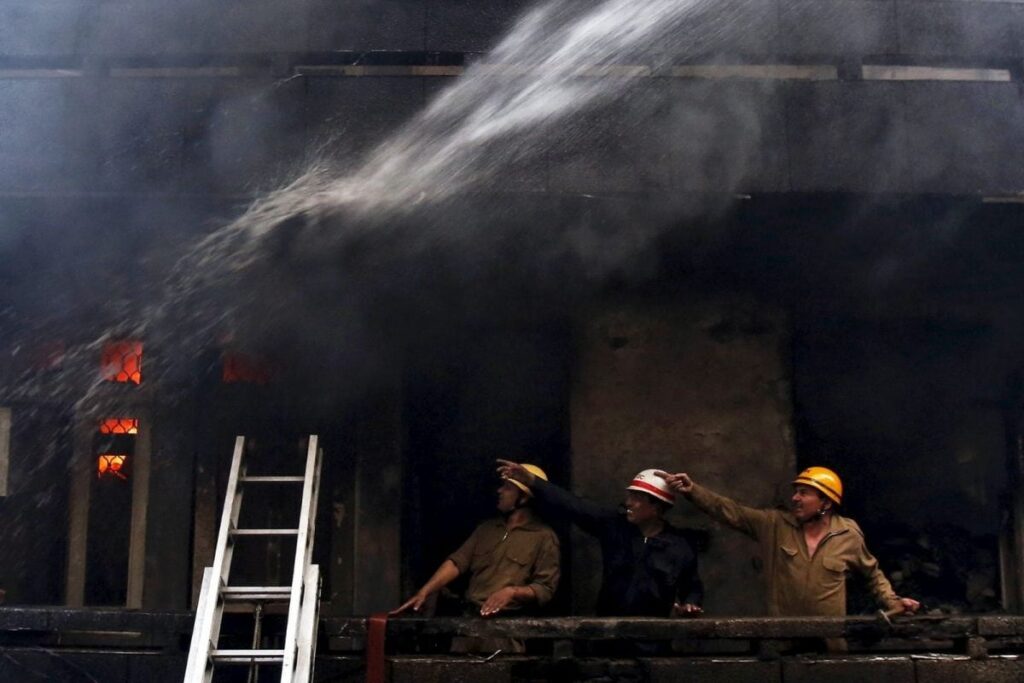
[3,0,1018,404]
[150,0,775,389]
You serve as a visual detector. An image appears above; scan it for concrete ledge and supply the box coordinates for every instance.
[391,655,520,683]
[0,609,1022,681]
[323,614,1022,642]
[647,657,781,682]
[784,657,915,683]
[915,656,1024,683]
[3,608,1024,655]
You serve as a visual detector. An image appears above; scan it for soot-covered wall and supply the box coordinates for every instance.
[570,296,795,616]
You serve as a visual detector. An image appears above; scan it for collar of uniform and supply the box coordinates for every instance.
[828,514,853,535]
[489,516,545,532]
[780,510,852,535]
[638,521,679,546]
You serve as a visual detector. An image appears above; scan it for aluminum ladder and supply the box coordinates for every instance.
[184,435,323,683]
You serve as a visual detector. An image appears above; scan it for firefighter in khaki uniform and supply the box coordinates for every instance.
[658,467,919,648]
[392,464,560,621]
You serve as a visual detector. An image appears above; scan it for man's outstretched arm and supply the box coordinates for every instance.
[657,471,773,540]
[496,459,616,536]
[850,527,920,615]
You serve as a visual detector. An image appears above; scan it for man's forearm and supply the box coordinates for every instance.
[507,585,538,604]
[531,478,613,535]
[417,559,461,597]
[866,566,901,610]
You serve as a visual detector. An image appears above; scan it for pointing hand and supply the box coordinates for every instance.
[655,470,694,494]
[496,459,537,487]
[390,592,427,616]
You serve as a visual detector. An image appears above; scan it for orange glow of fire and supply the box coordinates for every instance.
[99,418,138,435]
[221,350,272,385]
[100,340,143,384]
[30,340,66,371]
[97,454,127,479]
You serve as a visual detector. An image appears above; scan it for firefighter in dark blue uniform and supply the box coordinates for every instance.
[496,462,703,618]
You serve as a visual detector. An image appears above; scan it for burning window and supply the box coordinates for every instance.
[88,421,136,604]
[99,418,138,435]
[100,340,143,384]
[221,350,271,385]
[96,419,136,479]
[97,454,128,480]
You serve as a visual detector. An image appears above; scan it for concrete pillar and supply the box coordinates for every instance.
[571,295,796,615]
[352,389,404,615]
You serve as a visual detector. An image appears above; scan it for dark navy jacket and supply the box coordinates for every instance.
[531,478,703,616]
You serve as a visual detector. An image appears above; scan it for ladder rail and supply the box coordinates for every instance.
[185,434,323,683]
[185,435,247,683]
[292,564,322,682]
[280,437,321,682]
[303,449,323,572]
[212,436,248,586]
[183,567,214,680]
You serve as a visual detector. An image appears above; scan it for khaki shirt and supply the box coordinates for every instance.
[687,484,901,616]
[448,518,560,608]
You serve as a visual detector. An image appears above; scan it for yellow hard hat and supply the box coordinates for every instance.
[508,463,548,496]
[793,466,843,505]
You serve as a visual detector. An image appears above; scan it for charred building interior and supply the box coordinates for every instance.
[2,0,1024,681]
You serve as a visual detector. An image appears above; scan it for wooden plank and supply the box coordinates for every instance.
[862,65,1010,82]
[191,443,218,608]
[0,407,9,497]
[64,418,94,607]
[672,64,837,80]
[126,408,152,609]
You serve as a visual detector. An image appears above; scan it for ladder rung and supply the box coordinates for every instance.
[230,528,299,536]
[221,586,292,601]
[210,649,285,664]
[239,476,305,483]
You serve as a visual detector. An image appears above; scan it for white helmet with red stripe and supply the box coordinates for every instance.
[626,469,675,506]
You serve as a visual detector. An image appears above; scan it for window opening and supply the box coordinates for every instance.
[221,350,272,385]
[100,340,143,384]
[85,418,136,605]
[97,454,128,480]
[99,418,138,435]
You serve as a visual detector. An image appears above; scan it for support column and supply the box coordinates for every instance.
[1002,373,1024,613]
[352,387,404,615]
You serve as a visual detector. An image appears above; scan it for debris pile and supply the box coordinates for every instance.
[850,523,1000,614]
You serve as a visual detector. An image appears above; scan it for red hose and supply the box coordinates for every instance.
[365,612,389,683]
